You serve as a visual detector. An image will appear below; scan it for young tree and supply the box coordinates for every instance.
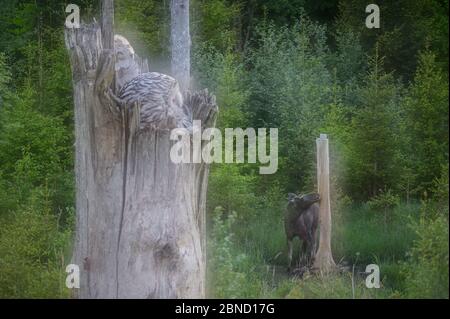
[345,45,402,200]
[403,51,449,195]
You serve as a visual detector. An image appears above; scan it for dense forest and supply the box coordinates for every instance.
[0,0,448,298]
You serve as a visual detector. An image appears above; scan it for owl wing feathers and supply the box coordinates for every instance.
[118,72,186,131]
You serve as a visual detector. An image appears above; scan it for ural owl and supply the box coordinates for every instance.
[110,35,191,132]
[114,35,140,92]
[117,72,191,131]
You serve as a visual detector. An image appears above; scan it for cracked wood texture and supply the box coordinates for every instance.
[65,0,217,298]
[312,134,336,273]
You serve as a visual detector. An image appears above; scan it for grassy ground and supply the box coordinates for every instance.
[207,202,423,298]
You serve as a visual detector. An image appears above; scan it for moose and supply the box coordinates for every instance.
[285,192,320,272]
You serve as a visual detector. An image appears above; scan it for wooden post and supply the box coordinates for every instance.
[170,0,191,92]
[313,134,336,273]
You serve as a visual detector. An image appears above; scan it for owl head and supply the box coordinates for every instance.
[114,35,140,91]
[114,35,135,68]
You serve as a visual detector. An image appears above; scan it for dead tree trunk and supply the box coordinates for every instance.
[65,0,217,298]
[170,0,191,91]
[312,134,336,273]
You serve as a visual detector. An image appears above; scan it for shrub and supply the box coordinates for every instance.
[402,201,449,298]
[0,86,73,212]
[207,207,262,298]
[208,164,258,218]
[367,189,400,227]
[0,187,73,298]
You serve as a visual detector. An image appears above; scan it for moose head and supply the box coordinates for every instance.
[287,192,321,210]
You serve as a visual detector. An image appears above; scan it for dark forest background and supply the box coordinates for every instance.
[0,0,448,298]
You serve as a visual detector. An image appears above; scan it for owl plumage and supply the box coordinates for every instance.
[114,35,140,92]
[117,72,191,131]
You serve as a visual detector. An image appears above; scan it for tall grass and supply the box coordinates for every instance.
[333,203,420,265]
[231,201,420,269]
[208,202,425,298]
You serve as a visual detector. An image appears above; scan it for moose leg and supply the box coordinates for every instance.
[305,231,315,267]
[287,238,293,272]
[301,240,308,266]
[310,228,318,265]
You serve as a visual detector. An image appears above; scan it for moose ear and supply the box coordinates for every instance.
[295,195,304,203]
[288,193,296,201]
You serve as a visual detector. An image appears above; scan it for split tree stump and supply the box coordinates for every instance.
[65,0,217,298]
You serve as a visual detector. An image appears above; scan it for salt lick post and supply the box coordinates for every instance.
[65,0,217,298]
[313,134,336,273]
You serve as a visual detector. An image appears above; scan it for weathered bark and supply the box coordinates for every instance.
[65,0,216,298]
[312,134,336,273]
[117,92,216,298]
[170,0,191,91]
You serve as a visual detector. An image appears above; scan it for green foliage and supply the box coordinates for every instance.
[334,203,419,266]
[403,207,449,298]
[233,205,286,265]
[195,47,259,219]
[0,1,76,297]
[193,46,249,128]
[402,169,449,299]
[344,47,403,200]
[244,18,331,191]
[402,51,449,195]
[0,86,73,212]
[208,208,262,298]
[192,0,242,51]
[115,0,170,69]
[208,164,258,217]
[0,187,72,298]
[197,4,448,299]
[367,189,400,211]
[209,202,415,298]
[330,28,365,86]
[367,189,400,227]
[285,272,395,299]
[336,0,449,79]
[237,0,339,28]
[0,53,11,104]
[431,165,449,215]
